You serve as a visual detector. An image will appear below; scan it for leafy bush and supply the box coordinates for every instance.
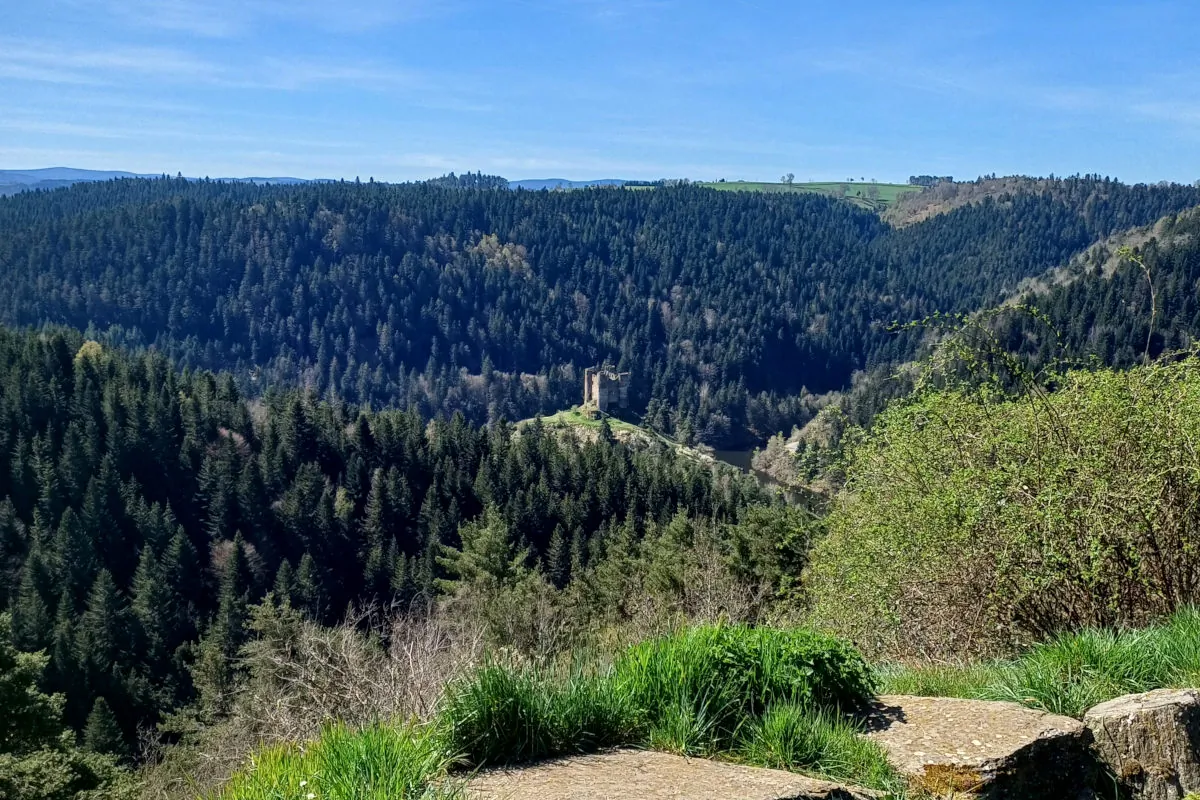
[437,664,636,767]
[737,704,901,791]
[613,625,876,751]
[882,607,1200,718]
[811,357,1200,658]
[0,613,131,800]
[211,722,460,800]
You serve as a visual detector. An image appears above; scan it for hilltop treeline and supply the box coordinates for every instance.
[0,325,761,754]
[1,176,1196,445]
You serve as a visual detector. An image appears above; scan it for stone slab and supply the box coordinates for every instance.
[863,695,1094,797]
[466,748,879,800]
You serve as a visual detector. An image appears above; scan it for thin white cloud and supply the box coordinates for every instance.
[66,0,449,37]
[0,37,436,93]
[0,38,223,85]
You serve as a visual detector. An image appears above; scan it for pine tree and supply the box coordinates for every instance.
[437,506,528,594]
[272,558,296,606]
[52,507,96,609]
[130,548,171,678]
[11,543,53,651]
[294,551,321,619]
[0,498,28,601]
[83,696,128,760]
[76,570,130,687]
[161,529,200,647]
[546,525,569,588]
[193,535,250,713]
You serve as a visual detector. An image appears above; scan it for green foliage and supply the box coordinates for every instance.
[811,355,1200,658]
[437,625,874,771]
[0,324,759,744]
[0,613,64,754]
[2,176,1196,445]
[438,664,637,767]
[613,625,876,750]
[0,741,134,800]
[882,607,1200,718]
[0,613,130,800]
[737,704,901,791]
[211,722,461,800]
[83,697,128,760]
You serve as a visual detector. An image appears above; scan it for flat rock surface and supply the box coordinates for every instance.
[863,695,1093,797]
[466,749,879,800]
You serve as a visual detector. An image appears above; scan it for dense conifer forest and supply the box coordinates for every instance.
[0,325,762,755]
[1,176,1196,445]
[992,206,1200,367]
[5,174,1200,785]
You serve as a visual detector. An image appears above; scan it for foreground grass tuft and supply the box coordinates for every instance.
[614,625,877,751]
[882,607,1200,718]
[212,722,461,800]
[737,704,902,792]
[437,663,637,768]
[218,626,887,796]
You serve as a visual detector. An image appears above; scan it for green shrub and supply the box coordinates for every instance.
[212,722,459,800]
[613,625,876,751]
[811,358,1200,659]
[437,663,637,767]
[737,704,901,791]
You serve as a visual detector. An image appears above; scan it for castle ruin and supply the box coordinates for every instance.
[583,367,630,414]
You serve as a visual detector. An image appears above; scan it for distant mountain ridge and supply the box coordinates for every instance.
[508,178,630,190]
[0,167,320,196]
[1,167,643,196]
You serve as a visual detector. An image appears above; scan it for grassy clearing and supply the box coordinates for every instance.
[211,721,462,800]
[882,607,1200,718]
[529,406,712,464]
[695,180,923,210]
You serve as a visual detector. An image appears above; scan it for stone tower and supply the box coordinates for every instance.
[583,367,631,413]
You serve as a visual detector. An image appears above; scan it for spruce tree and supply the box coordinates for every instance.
[52,507,96,609]
[83,696,128,760]
[76,570,130,688]
[11,544,53,651]
[272,558,296,607]
[294,551,321,619]
[130,548,171,678]
[193,535,250,713]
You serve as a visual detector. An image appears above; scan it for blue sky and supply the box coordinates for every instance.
[2,0,1199,183]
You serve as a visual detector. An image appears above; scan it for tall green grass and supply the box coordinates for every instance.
[613,625,876,753]
[437,664,637,767]
[737,704,903,792]
[212,722,461,800]
[882,607,1200,718]
[437,625,879,773]
[218,625,887,797]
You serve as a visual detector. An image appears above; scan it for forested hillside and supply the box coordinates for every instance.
[0,325,762,755]
[1,176,1196,446]
[990,206,1200,367]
